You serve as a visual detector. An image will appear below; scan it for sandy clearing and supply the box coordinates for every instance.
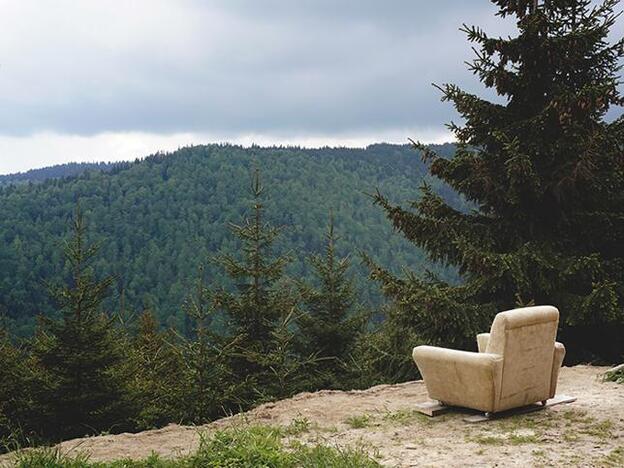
[2,365,622,467]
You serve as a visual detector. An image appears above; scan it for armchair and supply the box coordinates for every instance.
[413,305,566,414]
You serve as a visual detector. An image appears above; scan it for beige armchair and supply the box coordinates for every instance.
[413,305,566,414]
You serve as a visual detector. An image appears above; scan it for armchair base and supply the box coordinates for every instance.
[463,394,576,423]
[414,394,576,422]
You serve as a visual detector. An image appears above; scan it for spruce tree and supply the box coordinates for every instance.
[297,213,367,389]
[32,206,130,439]
[129,310,186,429]
[212,169,301,403]
[0,327,30,449]
[181,266,242,422]
[351,304,423,387]
[370,0,624,361]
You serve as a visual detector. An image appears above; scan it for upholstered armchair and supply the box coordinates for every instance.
[412,306,566,414]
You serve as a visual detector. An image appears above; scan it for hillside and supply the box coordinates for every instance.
[0,162,121,186]
[0,143,462,335]
[2,366,621,467]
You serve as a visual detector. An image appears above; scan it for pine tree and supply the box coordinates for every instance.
[129,310,186,429]
[370,0,624,362]
[350,304,423,387]
[32,205,131,439]
[0,326,30,449]
[256,308,312,399]
[297,213,367,389]
[212,169,301,403]
[181,266,241,422]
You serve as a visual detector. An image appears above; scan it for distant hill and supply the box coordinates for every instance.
[0,143,462,335]
[0,161,124,186]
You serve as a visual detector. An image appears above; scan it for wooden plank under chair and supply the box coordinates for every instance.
[415,394,577,422]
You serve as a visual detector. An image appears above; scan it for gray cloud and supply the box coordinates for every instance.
[1,0,621,175]
[0,0,514,139]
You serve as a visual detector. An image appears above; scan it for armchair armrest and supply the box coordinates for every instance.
[477,333,490,353]
[413,345,503,412]
[549,341,566,398]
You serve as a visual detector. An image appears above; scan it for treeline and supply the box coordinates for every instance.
[0,172,408,449]
[0,162,123,187]
[0,143,462,337]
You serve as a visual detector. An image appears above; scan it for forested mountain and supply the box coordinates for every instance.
[0,161,122,186]
[0,143,461,336]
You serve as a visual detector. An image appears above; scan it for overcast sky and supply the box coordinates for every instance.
[0,1,527,174]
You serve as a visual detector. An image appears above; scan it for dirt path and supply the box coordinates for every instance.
[2,366,623,467]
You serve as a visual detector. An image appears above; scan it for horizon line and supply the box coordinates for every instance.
[0,138,456,176]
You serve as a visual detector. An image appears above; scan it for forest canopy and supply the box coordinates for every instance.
[0,143,461,336]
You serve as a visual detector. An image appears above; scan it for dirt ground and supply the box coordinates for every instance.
[2,365,623,467]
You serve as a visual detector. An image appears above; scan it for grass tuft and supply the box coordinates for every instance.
[15,447,93,468]
[344,414,372,429]
[471,432,540,446]
[603,365,624,384]
[578,419,615,440]
[600,446,624,467]
[381,408,427,426]
[284,416,312,436]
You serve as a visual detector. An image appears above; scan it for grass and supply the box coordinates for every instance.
[381,409,427,426]
[283,416,312,436]
[559,409,615,441]
[466,406,620,450]
[344,414,372,429]
[600,446,624,467]
[578,419,615,440]
[560,408,593,424]
[468,413,544,446]
[603,365,624,384]
[471,432,540,446]
[345,407,434,430]
[13,425,381,468]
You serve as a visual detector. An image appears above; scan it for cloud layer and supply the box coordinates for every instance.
[0,0,517,173]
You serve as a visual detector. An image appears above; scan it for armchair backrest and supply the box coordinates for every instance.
[486,306,559,411]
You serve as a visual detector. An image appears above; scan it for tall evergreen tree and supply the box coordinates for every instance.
[0,326,30,449]
[370,0,624,362]
[129,310,186,429]
[181,266,241,422]
[297,213,367,389]
[32,206,131,439]
[351,303,423,387]
[212,169,301,403]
